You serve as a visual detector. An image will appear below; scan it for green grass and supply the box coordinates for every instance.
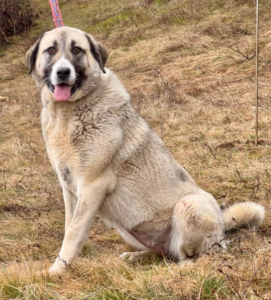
[200,276,231,299]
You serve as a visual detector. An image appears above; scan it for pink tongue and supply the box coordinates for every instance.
[54,84,71,101]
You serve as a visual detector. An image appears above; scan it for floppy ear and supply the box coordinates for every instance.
[26,34,43,75]
[85,34,108,73]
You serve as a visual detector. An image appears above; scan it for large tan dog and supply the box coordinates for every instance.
[26,26,265,275]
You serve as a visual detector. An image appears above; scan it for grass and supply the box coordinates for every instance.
[0,0,271,299]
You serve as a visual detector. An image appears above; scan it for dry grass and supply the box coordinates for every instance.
[1,0,271,299]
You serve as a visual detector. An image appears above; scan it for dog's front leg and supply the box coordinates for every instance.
[49,175,113,275]
[62,187,77,232]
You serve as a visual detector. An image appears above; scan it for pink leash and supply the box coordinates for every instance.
[48,0,64,28]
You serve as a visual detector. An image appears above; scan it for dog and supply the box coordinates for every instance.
[26,26,265,275]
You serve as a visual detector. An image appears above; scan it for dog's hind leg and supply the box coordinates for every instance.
[169,190,226,262]
[116,226,150,251]
[116,226,152,262]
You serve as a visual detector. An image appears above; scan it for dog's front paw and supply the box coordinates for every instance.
[48,263,65,276]
[48,256,68,276]
[37,256,68,277]
[36,269,49,277]
[37,265,65,278]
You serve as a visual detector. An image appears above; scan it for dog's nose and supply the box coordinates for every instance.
[57,67,71,80]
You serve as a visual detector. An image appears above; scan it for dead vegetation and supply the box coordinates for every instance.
[0,0,38,45]
[0,0,271,299]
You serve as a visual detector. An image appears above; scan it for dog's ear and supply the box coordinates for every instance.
[26,34,43,75]
[85,34,108,73]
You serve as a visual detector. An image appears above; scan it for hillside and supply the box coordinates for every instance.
[0,0,271,299]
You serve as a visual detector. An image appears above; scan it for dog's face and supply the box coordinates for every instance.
[26,26,108,102]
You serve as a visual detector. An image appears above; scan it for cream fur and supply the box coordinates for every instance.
[26,27,265,275]
[223,201,265,233]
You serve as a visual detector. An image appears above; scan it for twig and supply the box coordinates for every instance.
[0,28,25,45]
[221,74,254,85]
[0,28,11,43]
[199,133,217,159]
[197,259,234,300]
[224,228,271,241]
[204,229,271,254]
[26,140,39,155]
[253,288,264,300]
[242,267,259,297]
[81,287,111,300]
[228,46,256,61]
[255,0,259,146]
[224,273,244,300]
[235,168,245,183]
[217,266,244,300]
[252,173,260,198]
[118,289,148,300]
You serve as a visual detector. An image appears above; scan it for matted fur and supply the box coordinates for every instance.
[26,26,265,275]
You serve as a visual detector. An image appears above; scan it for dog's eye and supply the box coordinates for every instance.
[72,47,82,54]
[47,47,56,55]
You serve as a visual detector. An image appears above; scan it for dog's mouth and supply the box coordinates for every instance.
[48,82,79,102]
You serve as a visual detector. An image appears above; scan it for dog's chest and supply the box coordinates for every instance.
[41,107,81,172]
[41,103,105,176]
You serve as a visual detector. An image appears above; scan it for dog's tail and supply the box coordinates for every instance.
[222,202,265,234]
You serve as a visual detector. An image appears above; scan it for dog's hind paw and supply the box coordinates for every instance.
[119,251,151,262]
[178,258,193,268]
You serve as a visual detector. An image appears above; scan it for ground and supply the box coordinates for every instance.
[0,0,271,299]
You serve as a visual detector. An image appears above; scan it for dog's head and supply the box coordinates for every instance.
[26,26,108,102]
